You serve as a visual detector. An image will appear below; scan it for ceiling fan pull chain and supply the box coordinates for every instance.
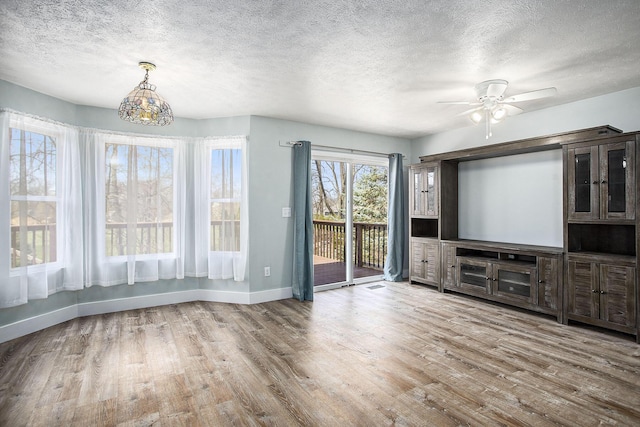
[485,109,491,139]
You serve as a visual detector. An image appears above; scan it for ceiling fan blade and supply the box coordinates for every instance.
[501,104,524,116]
[457,106,484,116]
[486,82,508,98]
[437,101,478,105]
[503,87,557,103]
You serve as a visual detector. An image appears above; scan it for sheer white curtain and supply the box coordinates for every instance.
[194,136,248,281]
[82,130,186,286]
[0,111,246,308]
[0,111,83,308]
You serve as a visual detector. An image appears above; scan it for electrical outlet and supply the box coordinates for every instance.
[264,266,271,277]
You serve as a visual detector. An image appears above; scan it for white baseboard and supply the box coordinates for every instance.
[76,289,204,317]
[0,286,293,344]
[249,286,294,303]
[0,305,78,344]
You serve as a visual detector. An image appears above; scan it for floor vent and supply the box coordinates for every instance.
[367,284,385,290]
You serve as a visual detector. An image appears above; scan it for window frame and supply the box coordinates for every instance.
[102,134,178,262]
[8,119,64,273]
[209,143,243,254]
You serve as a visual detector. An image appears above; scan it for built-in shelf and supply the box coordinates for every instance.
[455,246,538,265]
[411,218,438,238]
[567,223,636,256]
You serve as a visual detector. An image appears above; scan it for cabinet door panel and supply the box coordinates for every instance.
[441,243,457,289]
[600,141,635,220]
[423,241,440,283]
[424,166,438,217]
[410,165,439,217]
[599,264,636,328]
[493,264,536,304]
[457,258,490,294]
[568,260,598,318]
[568,146,599,220]
[410,241,425,279]
[411,169,425,216]
[537,257,559,310]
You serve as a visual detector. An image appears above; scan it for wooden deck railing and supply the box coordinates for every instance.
[11,220,386,268]
[10,220,240,264]
[10,224,56,267]
[313,220,388,269]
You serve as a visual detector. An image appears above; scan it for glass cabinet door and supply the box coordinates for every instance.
[457,258,489,293]
[411,165,438,217]
[574,152,592,212]
[411,168,424,216]
[494,265,536,304]
[424,166,438,217]
[568,146,599,220]
[600,141,635,220]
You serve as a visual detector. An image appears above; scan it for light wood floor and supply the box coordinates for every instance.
[1,282,639,426]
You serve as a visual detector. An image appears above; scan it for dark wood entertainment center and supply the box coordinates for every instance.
[410,126,640,341]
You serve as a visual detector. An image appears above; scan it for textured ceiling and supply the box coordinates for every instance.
[1,0,640,138]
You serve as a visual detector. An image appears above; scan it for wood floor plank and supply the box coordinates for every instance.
[1,281,639,426]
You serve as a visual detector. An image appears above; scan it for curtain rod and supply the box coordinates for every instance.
[279,140,404,159]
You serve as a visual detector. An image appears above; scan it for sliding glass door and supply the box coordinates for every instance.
[311,153,388,289]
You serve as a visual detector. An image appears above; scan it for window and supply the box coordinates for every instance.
[9,127,58,268]
[210,147,241,252]
[83,130,184,287]
[199,137,247,281]
[104,143,174,256]
[1,111,83,307]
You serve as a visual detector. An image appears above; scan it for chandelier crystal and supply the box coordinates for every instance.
[118,62,173,126]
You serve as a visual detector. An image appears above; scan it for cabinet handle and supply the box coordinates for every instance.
[601,180,607,184]
[592,181,598,184]
[600,290,606,295]
[538,280,545,284]
[485,277,490,280]
[592,289,598,293]
[422,260,428,263]
[492,278,497,281]
[450,265,455,268]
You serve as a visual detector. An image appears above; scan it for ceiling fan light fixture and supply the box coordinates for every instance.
[440,79,557,139]
[491,107,507,121]
[470,111,483,124]
[118,62,174,126]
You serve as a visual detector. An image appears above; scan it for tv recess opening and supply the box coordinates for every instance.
[457,149,563,247]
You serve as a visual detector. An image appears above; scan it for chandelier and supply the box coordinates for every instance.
[118,62,173,126]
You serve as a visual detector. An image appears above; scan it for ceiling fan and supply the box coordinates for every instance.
[439,79,557,139]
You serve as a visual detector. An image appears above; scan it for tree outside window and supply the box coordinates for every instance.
[9,128,57,268]
[210,148,241,252]
[104,143,173,256]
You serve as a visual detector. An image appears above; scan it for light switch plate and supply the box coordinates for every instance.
[282,207,291,217]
